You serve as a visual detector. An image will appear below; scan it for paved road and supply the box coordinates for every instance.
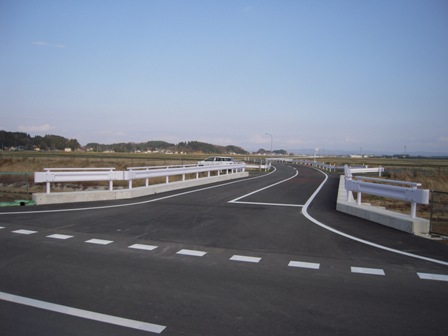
[1,164,447,335]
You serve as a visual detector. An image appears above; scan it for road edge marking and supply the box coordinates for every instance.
[302,168,448,267]
[0,291,166,333]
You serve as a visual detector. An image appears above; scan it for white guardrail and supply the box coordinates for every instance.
[35,163,246,194]
[344,165,429,218]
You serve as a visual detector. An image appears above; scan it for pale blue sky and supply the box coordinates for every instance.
[1,0,447,154]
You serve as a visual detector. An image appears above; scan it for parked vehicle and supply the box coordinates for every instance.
[197,156,236,165]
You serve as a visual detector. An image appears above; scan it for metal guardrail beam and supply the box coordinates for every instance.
[343,164,429,218]
[34,163,246,194]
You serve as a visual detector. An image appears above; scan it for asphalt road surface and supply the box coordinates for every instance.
[1,164,447,336]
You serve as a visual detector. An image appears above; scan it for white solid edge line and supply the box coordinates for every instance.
[0,166,276,215]
[302,168,448,267]
[351,267,385,276]
[0,291,166,333]
[417,272,448,282]
[229,167,297,203]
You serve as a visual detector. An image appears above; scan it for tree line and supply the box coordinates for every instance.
[0,131,80,151]
[86,140,249,155]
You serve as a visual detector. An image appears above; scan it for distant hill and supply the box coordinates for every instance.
[0,130,249,154]
[0,130,80,151]
[85,140,249,155]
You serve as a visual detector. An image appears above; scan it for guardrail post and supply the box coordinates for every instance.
[357,192,362,205]
[109,169,114,191]
[411,202,417,218]
[410,185,418,218]
[46,182,51,194]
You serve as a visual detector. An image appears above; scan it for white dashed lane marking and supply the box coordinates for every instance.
[47,234,74,240]
[12,229,37,235]
[351,267,385,276]
[417,273,448,282]
[176,249,207,257]
[1,226,447,281]
[85,239,114,245]
[288,261,320,270]
[129,243,158,251]
[230,255,261,263]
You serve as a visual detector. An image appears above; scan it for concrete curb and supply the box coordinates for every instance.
[336,175,430,236]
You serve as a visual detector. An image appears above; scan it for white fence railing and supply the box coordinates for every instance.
[35,163,246,194]
[344,165,429,218]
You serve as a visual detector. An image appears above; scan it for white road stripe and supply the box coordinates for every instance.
[230,255,261,263]
[176,249,207,257]
[47,234,74,240]
[0,291,166,334]
[229,167,297,203]
[417,273,448,282]
[351,267,385,276]
[288,261,320,269]
[129,244,158,251]
[12,229,37,235]
[0,226,5,229]
[85,239,113,245]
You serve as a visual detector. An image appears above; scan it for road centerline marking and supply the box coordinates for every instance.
[0,291,166,333]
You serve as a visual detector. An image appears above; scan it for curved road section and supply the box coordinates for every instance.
[0,164,447,335]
